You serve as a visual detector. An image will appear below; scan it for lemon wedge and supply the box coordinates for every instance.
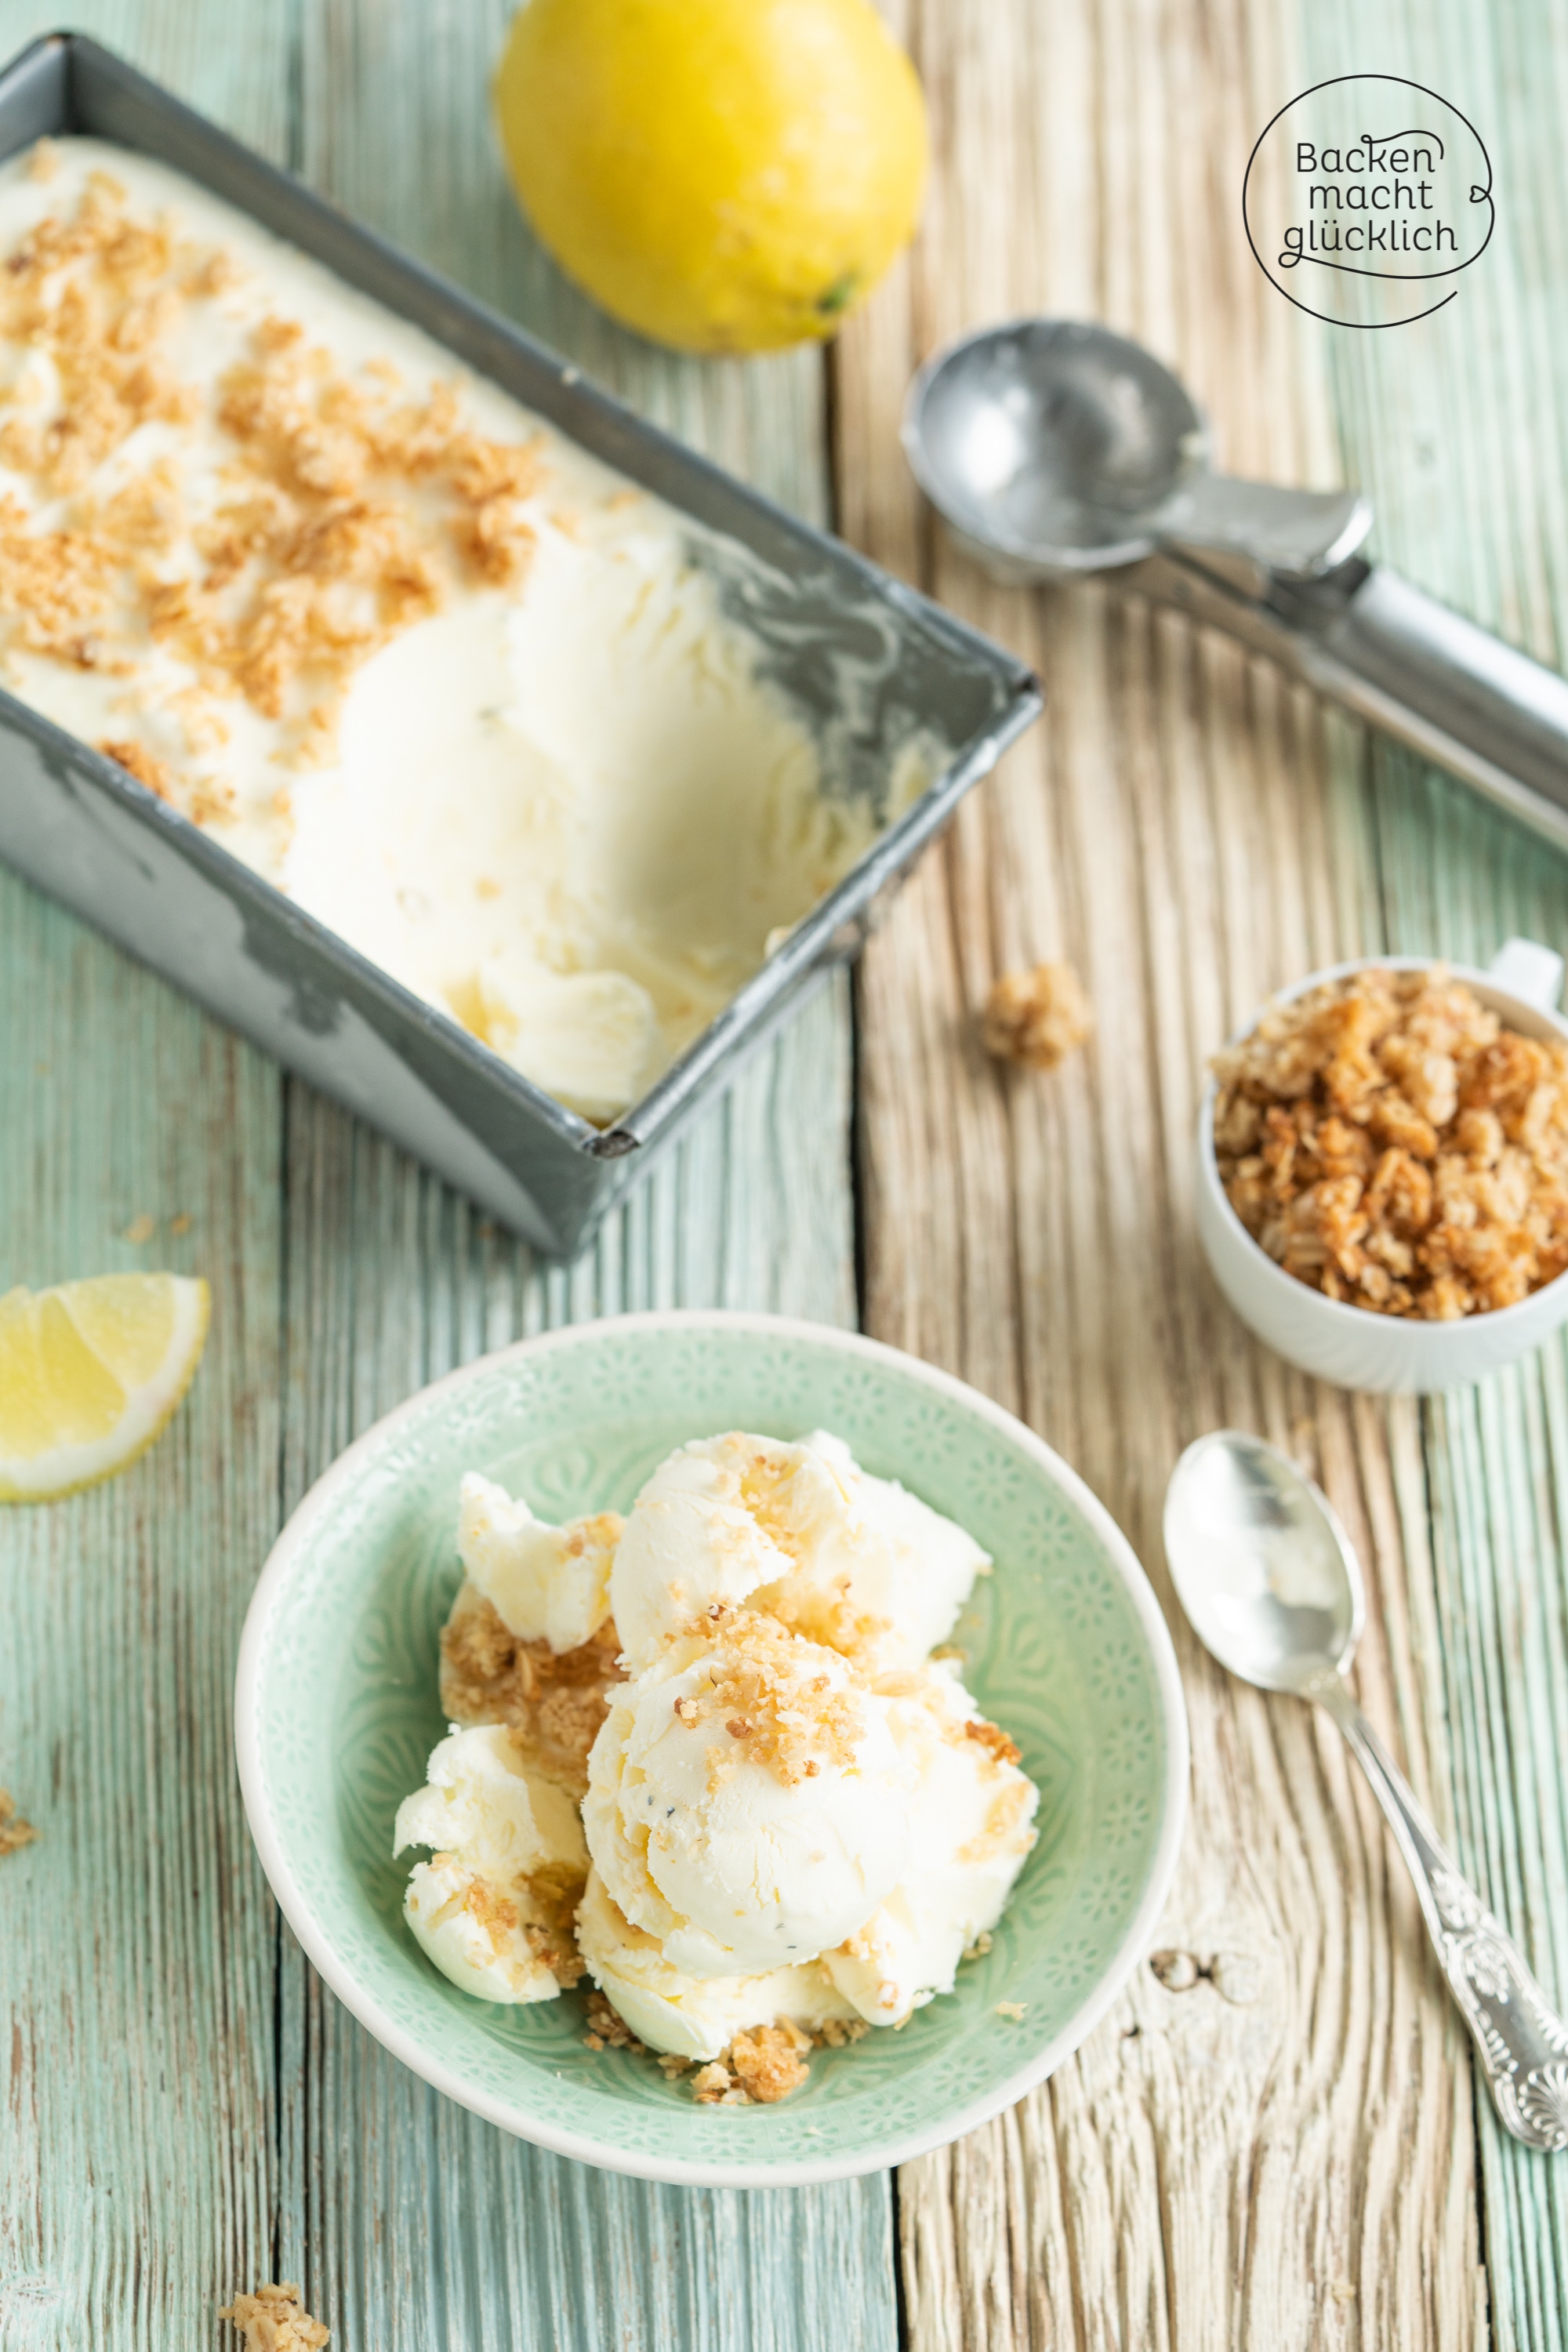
[0,1273,210,1501]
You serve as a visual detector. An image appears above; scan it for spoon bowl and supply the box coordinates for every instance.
[1163,1430,1362,1694]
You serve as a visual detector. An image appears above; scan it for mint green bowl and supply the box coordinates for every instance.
[234,1312,1188,2188]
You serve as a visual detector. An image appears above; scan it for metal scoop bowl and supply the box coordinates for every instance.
[904,318,1568,849]
[904,318,1370,583]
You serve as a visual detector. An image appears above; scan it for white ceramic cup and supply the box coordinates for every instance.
[1195,939,1568,1393]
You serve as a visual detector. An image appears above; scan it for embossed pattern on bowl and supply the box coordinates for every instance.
[234,1312,1187,2187]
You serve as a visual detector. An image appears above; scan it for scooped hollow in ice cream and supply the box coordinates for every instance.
[456,1472,619,1654]
[457,958,661,1127]
[609,1428,990,1673]
[0,140,930,1135]
[583,1617,914,1978]
[394,1723,587,2004]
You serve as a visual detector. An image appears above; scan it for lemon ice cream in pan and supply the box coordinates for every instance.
[0,136,917,1123]
[394,1433,1040,2096]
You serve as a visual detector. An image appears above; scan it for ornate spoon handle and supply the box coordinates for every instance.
[1316,1675,1568,2151]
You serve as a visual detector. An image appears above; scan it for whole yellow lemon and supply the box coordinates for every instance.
[492,0,928,354]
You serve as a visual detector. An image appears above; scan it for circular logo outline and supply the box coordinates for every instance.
[1243,73,1494,328]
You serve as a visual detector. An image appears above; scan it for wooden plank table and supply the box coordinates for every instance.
[2,2,1566,2346]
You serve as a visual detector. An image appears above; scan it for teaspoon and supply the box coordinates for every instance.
[1163,1427,1568,2152]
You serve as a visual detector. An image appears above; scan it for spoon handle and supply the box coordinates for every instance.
[1318,1675,1568,2151]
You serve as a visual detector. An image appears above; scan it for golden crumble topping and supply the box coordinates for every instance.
[0,165,548,822]
[671,1612,865,1789]
[583,1988,645,2053]
[691,2060,742,2104]
[535,1929,592,1985]
[517,1837,592,1979]
[757,1573,895,1662]
[964,1716,1022,1767]
[0,502,122,667]
[813,2014,871,2048]
[439,1584,623,1793]
[728,2020,811,2103]
[734,1443,809,1557]
[459,1871,520,1944]
[219,2283,328,2351]
[100,735,173,797]
[0,1788,37,1856]
[1214,966,1568,1318]
[981,960,1094,1070]
[688,2020,814,2105]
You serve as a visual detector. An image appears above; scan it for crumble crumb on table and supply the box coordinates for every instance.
[0,1789,37,1856]
[218,2282,328,2350]
[981,961,1094,1071]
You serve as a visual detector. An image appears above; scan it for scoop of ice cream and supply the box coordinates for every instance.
[607,1440,793,1670]
[610,1430,989,1673]
[823,1661,1038,2025]
[574,1867,857,2061]
[583,1617,913,1978]
[751,1431,992,1664]
[394,1723,587,2004]
[394,1720,587,1877]
[398,1852,561,2003]
[457,1472,619,1654]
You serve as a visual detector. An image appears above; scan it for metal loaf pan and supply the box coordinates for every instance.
[0,32,1041,1256]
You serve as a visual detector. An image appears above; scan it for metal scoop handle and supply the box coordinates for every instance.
[1318,1675,1568,2152]
[1150,546,1568,853]
[1156,476,1568,817]
[1282,563,1568,827]
[1155,474,1371,580]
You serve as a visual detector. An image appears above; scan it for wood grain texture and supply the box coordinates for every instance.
[835,0,1568,2340]
[6,0,1568,2347]
[0,855,285,2352]
[1290,9,1568,2349]
[0,3,893,2347]
[0,25,293,2352]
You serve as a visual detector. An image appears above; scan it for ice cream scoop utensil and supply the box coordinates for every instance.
[1163,1428,1568,2153]
[904,319,1568,852]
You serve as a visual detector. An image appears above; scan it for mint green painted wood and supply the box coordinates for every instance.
[9,0,1568,2340]
[0,848,285,2351]
[0,2,892,2346]
[1302,4,1568,2344]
